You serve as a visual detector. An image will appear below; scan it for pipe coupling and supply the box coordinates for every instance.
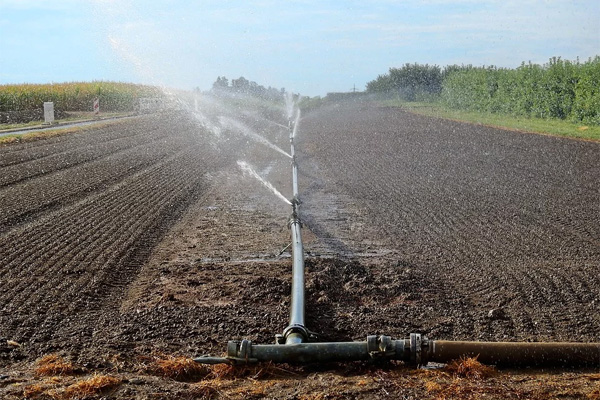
[407,333,429,366]
[226,339,257,364]
[288,215,302,228]
[282,324,312,343]
[366,335,396,359]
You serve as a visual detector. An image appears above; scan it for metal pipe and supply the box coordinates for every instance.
[286,207,305,342]
[225,337,404,363]
[193,111,600,368]
[196,335,405,364]
[291,158,299,200]
[427,340,600,368]
[283,112,307,344]
[193,106,600,369]
[290,116,299,198]
[195,334,600,368]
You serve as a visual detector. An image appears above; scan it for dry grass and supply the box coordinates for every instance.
[188,381,223,400]
[22,384,46,398]
[209,363,238,380]
[298,393,344,400]
[588,389,600,400]
[424,380,443,393]
[444,356,495,380]
[210,361,295,380]
[432,381,487,400]
[34,354,76,377]
[53,374,121,400]
[226,381,275,399]
[587,373,600,381]
[147,355,211,381]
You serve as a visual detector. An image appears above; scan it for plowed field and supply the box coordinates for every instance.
[1,101,599,399]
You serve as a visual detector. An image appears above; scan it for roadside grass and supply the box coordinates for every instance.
[382,99,600,141]
[0,126,87,145]
[0,120,42,131]
[0,120,123,145]
[0,111,131,131]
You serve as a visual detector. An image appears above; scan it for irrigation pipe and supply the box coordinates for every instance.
[194,107,600,368]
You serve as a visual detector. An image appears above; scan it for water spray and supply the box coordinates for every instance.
[220,116,292,159]
[195,105,600,368]
[237,160,291,206]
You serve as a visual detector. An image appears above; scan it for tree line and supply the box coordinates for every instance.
[212,76,286,102]
[366,57,600,125]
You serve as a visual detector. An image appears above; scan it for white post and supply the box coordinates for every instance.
[43,102,55,124]
[93,98,100,115]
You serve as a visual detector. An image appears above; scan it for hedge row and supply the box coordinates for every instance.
[367,57,600,125]
[441,57,600,124]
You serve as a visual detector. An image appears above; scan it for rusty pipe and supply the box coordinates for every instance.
[426,340,600,368]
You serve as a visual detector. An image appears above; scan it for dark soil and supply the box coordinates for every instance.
[0,100,599,399]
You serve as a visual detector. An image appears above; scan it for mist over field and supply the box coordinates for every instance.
[1,2,600,399]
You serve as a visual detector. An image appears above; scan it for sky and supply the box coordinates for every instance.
[0,0,598,97]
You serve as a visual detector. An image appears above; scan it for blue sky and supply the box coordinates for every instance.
[0,0,598,96]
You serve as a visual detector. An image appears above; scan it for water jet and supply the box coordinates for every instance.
[195,103,600,369]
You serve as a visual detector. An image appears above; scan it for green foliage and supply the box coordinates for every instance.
[0,81,163,113]
[366,63,443,101]
[298,95,325,113]
[368,56,599,125]
[441,57,600,124]
[211,76,285,102]
[572,57,600,125]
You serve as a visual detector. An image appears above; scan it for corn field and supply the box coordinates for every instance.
[0,81,163,113]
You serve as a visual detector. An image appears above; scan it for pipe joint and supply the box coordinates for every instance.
[407,333,430,366]
[288,214,302,228]
[226,339,258,364]
[281,324,317,344]
[367,335,396,359]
